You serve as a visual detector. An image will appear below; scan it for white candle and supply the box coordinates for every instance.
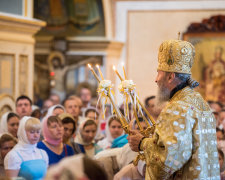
[96,64,104,80]
[113,65,123,81]
[88,64,100,83]
[122,63,127,80]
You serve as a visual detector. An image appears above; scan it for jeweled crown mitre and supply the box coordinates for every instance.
[157,40,195,74]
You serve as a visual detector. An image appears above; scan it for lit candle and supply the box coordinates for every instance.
[88,64,101,83]
[122,62,127,80]
[113,66,123,81]
[96,64,104,80]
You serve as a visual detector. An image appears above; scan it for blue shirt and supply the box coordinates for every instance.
[111,134,128,148]
[37,141,74,166]
[17,150,47,180]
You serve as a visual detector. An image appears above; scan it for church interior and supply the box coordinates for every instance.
[0,0,225,179]
[0,0,225,110]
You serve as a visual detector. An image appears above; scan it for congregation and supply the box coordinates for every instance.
[0,85,160,180]
[0,80,224,180]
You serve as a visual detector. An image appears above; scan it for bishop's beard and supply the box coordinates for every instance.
[156,84,170,106]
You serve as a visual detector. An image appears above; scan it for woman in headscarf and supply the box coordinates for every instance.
[4,116,48,180]
[43,104,65,119]
[39,104,65,141]
[97,116,124,150]
[83,107,104,142]
[58,113,83,154]
[37,116,74,165]
[0,133,17,176]
[75,119,102,158]
[0,112,19,138]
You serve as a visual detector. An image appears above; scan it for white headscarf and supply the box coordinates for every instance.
[75,119,96,146]
[105,115,118,143]
[41,104,65,133]
[45,154,87,180]
[97,115,124,149]
[17,116,36,149]
[42,104,65,121]
[41,104,65,145]
[32,105,40,111]
[83,107,103,141]
[0,112,10,135]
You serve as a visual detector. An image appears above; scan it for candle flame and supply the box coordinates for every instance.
[88,64,92,68]
[113,65,116,71]
[121,62,124,66]
[96,64,99,68]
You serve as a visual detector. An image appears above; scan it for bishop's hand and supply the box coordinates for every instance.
[127,130,144,152]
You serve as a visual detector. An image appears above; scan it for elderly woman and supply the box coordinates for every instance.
[0,112,20,138]
[75,119,102,158]
[4,116,48,180]
[37,116,74,165]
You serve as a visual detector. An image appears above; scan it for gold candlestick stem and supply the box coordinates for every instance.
[130,94,151,129]
[122,65,127,80]
[107,93,129,134]
[88,64,101,83]
[132,105,144,133]
[136,97,156,126]
[96,64,104,80]
[113,66,124,81]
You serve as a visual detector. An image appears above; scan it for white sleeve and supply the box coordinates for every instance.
[97,138,111,149]
[137,160,146,177]
[4,150,22,170]
[40,149,49,167]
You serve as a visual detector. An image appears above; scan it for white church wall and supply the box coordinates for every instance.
[115,0,225,103]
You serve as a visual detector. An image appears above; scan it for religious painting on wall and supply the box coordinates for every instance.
[0,54,15,96]
[183,15,225,104]
[34,0,105,37]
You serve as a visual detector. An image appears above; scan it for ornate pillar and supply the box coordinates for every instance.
[0,13,45,109]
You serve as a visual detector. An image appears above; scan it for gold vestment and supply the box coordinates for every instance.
[141,86,220,179]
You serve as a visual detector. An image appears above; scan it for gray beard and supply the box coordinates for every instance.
[156,85,170,106]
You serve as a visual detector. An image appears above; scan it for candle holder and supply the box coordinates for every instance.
[118,79,155,137]
[88,63,152,166]
[114,65,156,137]
[88,64,130,134]
[97,80,130,134]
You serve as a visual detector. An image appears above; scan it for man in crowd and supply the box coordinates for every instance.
[145,96,157,120]
[128,39,220,179]
[79,86,92,111]
[16,95,32,119]
[64,96,82,123]
[49,93,61,105]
